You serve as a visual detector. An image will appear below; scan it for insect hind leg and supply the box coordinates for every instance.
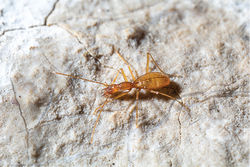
[149,90,190,115]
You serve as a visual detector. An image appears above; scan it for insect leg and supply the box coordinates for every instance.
[116,50,138,81]
[93,99,109,115]
[90,105,104,144]
[136,90,140,127]
[147,53,167,75]
[149,90,190,114]
[146,53,150,73]
[93,68,128,116]
[147,53,183,78]
[111,70,120,84]
[109,68,128,85]
[119,68,129,82]
[91,91,130,144]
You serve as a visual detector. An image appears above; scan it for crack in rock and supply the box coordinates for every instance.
[0,0,60,37]
[10,78,30,162]
[44,0,60,25]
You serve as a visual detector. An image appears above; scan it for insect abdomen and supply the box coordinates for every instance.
[134,72,170,90]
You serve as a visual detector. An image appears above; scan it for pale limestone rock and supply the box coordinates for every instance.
[0,0,249,166]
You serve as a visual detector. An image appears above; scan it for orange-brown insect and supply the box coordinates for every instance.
[56,50,189,144]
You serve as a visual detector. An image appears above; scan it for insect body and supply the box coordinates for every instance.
[104,72,170,97]
[56,51,189,144]
[134,72,170,90]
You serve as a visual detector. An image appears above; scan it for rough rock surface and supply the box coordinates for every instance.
[0,0,249,166]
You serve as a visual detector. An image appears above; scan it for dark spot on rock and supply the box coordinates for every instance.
[55,115,62,121]
[127,27,147,47]
[194,1,208,14]
[32,144,45,162]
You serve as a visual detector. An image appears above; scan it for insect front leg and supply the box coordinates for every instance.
[91,92,130,144]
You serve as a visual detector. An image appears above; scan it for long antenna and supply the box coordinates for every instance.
[55,72,108,86]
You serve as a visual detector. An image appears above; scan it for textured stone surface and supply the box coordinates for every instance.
[0,0,249,166]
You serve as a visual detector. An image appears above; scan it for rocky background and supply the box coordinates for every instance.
[0,0,249,166]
